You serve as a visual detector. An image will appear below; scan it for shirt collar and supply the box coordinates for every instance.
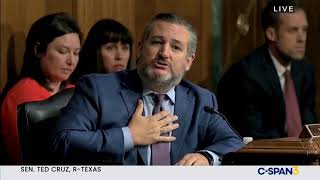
[268,48,291,77]
[142,86,176,104]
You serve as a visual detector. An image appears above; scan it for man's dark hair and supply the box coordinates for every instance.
[141,13,197,57]
[261,0,304,30]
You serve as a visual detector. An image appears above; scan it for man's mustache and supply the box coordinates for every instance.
[153,59,170,66]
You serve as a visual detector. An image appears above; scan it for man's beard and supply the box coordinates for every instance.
[137,59,185,91]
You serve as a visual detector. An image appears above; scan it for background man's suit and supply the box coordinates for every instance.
[53,70,243,165]
[218,44,316,139]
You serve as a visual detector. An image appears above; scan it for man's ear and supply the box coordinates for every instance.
[266,27,276,42]
[185,54,195,71]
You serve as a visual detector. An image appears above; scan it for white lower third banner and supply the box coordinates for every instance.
[0,166,319,180]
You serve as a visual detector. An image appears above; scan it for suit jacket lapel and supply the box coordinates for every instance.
[120,88,141,119]
[263,47,303,104]
[262,47,284,101]
[119,71,148,165]
[120,71,143,120]
[171,83,195,164]
[291,62,302,100]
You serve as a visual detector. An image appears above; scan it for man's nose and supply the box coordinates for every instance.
[159,43,170,58]
[297,30,307,43]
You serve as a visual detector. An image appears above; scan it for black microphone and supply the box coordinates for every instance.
[204,106,215,113]
[203,106,243,138]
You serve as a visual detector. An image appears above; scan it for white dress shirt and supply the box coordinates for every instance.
[269,49,291,92]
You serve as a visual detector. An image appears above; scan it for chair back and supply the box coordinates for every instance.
[17,88,74,164]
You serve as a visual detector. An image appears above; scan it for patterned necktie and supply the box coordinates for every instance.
[284,70,302,137]
[151,94,170,165]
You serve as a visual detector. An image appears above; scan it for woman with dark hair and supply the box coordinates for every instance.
[0,12,81,164]
[72,19,132,82]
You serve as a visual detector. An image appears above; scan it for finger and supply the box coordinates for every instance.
[193,154,209,165]
[133,100,144,117]
[150,111,171,121]
[192,159,207,166]
[175,159,184,166]
[192,159,205,166]
[183,155,197,166]
[188,154,208,166]
[160,123,179,134]
[157,135,176,142]
[158,115,178,127]
[176,155,190,166]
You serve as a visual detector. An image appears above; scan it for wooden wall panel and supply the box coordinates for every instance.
[75,0,135,38]
[199,0,213,88]
[221,0,266,73]
[300,1,320,119]
[46,0,74,14]
[0,0,74,91]
[1,0,46,91]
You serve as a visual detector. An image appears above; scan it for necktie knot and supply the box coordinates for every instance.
[284,70,292,81]
[152,94,165,114]
[284,70,291,93]
[284,69,289,76]
[153,94,165,106]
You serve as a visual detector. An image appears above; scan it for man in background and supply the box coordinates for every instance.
[218,0,316,139]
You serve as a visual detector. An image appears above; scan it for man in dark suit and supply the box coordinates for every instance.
[218,0,316,139]
[52,13,243,165]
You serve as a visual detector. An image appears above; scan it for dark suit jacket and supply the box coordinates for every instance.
[52,70,244,165]
[217,44,316,139]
